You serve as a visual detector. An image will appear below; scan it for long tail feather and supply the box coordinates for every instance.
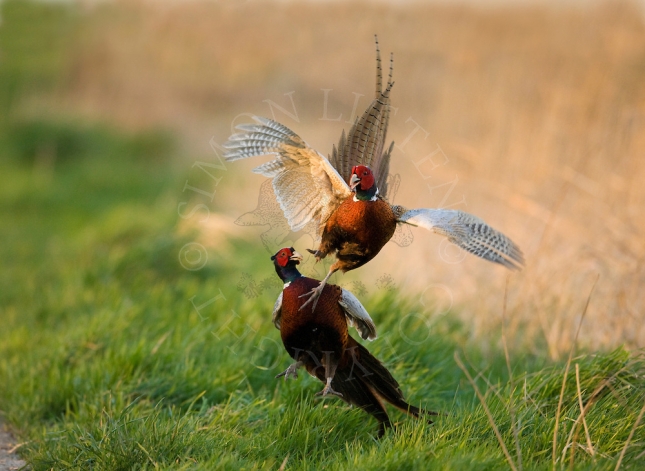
[344,340,434,418]
[331,36,396,200]
[317,338,434,436]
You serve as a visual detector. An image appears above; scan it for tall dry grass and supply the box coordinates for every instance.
[36,0,645,357]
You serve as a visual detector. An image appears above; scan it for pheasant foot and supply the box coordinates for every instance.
[298,283,325,312]
[315,377,343,397]
[276,361,303,380]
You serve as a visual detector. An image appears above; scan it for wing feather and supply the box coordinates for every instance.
[272,292,283,330]
[224,117,351,236]
[338,288,377,341]
[398,208,525,270]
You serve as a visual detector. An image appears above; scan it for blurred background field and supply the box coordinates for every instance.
[1,0,645,468]
[4,0,645,355]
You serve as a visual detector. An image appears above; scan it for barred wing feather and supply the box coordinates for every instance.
[398,208,524,270]
[224,117,351,235]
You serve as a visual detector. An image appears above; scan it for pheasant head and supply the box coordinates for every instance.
[350,165,378,201]
[271,247,303,284]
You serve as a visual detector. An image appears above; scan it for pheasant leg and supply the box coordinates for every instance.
[315,359,342,397]
[299,266,338,312]
[315,377,343,397]
[276,361,303,380]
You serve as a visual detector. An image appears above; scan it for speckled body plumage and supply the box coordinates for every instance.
[318,196,397,272]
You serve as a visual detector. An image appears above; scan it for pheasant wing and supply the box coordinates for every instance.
[224,117,351,236]
[272,292,283,330]
[338,288,377,341]
[398,208,524,270]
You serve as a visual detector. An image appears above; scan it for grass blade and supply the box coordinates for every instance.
[552,274,599,468]
[454,351,518,471]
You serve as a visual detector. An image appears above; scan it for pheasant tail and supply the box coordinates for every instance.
[329,339,434,437]
[332,35,395,199]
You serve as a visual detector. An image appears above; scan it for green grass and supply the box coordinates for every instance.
[0,121,644,470]
[0,0,78,127]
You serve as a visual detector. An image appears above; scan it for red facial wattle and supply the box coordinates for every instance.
[351,165,375,191]
[273,247,302,267]
[275,249,291,267]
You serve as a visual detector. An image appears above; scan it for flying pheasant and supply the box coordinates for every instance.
[271,247,434,437]
[225,38,524,310]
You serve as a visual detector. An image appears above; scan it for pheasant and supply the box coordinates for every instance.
[271,247,434,437]
[225,37,524,310]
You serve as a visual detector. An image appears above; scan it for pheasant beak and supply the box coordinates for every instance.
[289,251,304,263]
[349,173,361,190]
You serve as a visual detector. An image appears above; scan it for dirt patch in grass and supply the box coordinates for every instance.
[0,420,25,471]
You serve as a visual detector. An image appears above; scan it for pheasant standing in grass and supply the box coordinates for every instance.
[225,37,524,310]
[271,247,434,437]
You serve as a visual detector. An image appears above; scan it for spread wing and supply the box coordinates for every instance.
[398,208,524,270]
[329,36,395,200]
[224,117,351,236]
[272,292,283,330]
[338,288,377,341]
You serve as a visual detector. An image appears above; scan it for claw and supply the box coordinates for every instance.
[299,285,324,312]
[306,248,323,261]
[276,361,302,380]
[315,378,343,397]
